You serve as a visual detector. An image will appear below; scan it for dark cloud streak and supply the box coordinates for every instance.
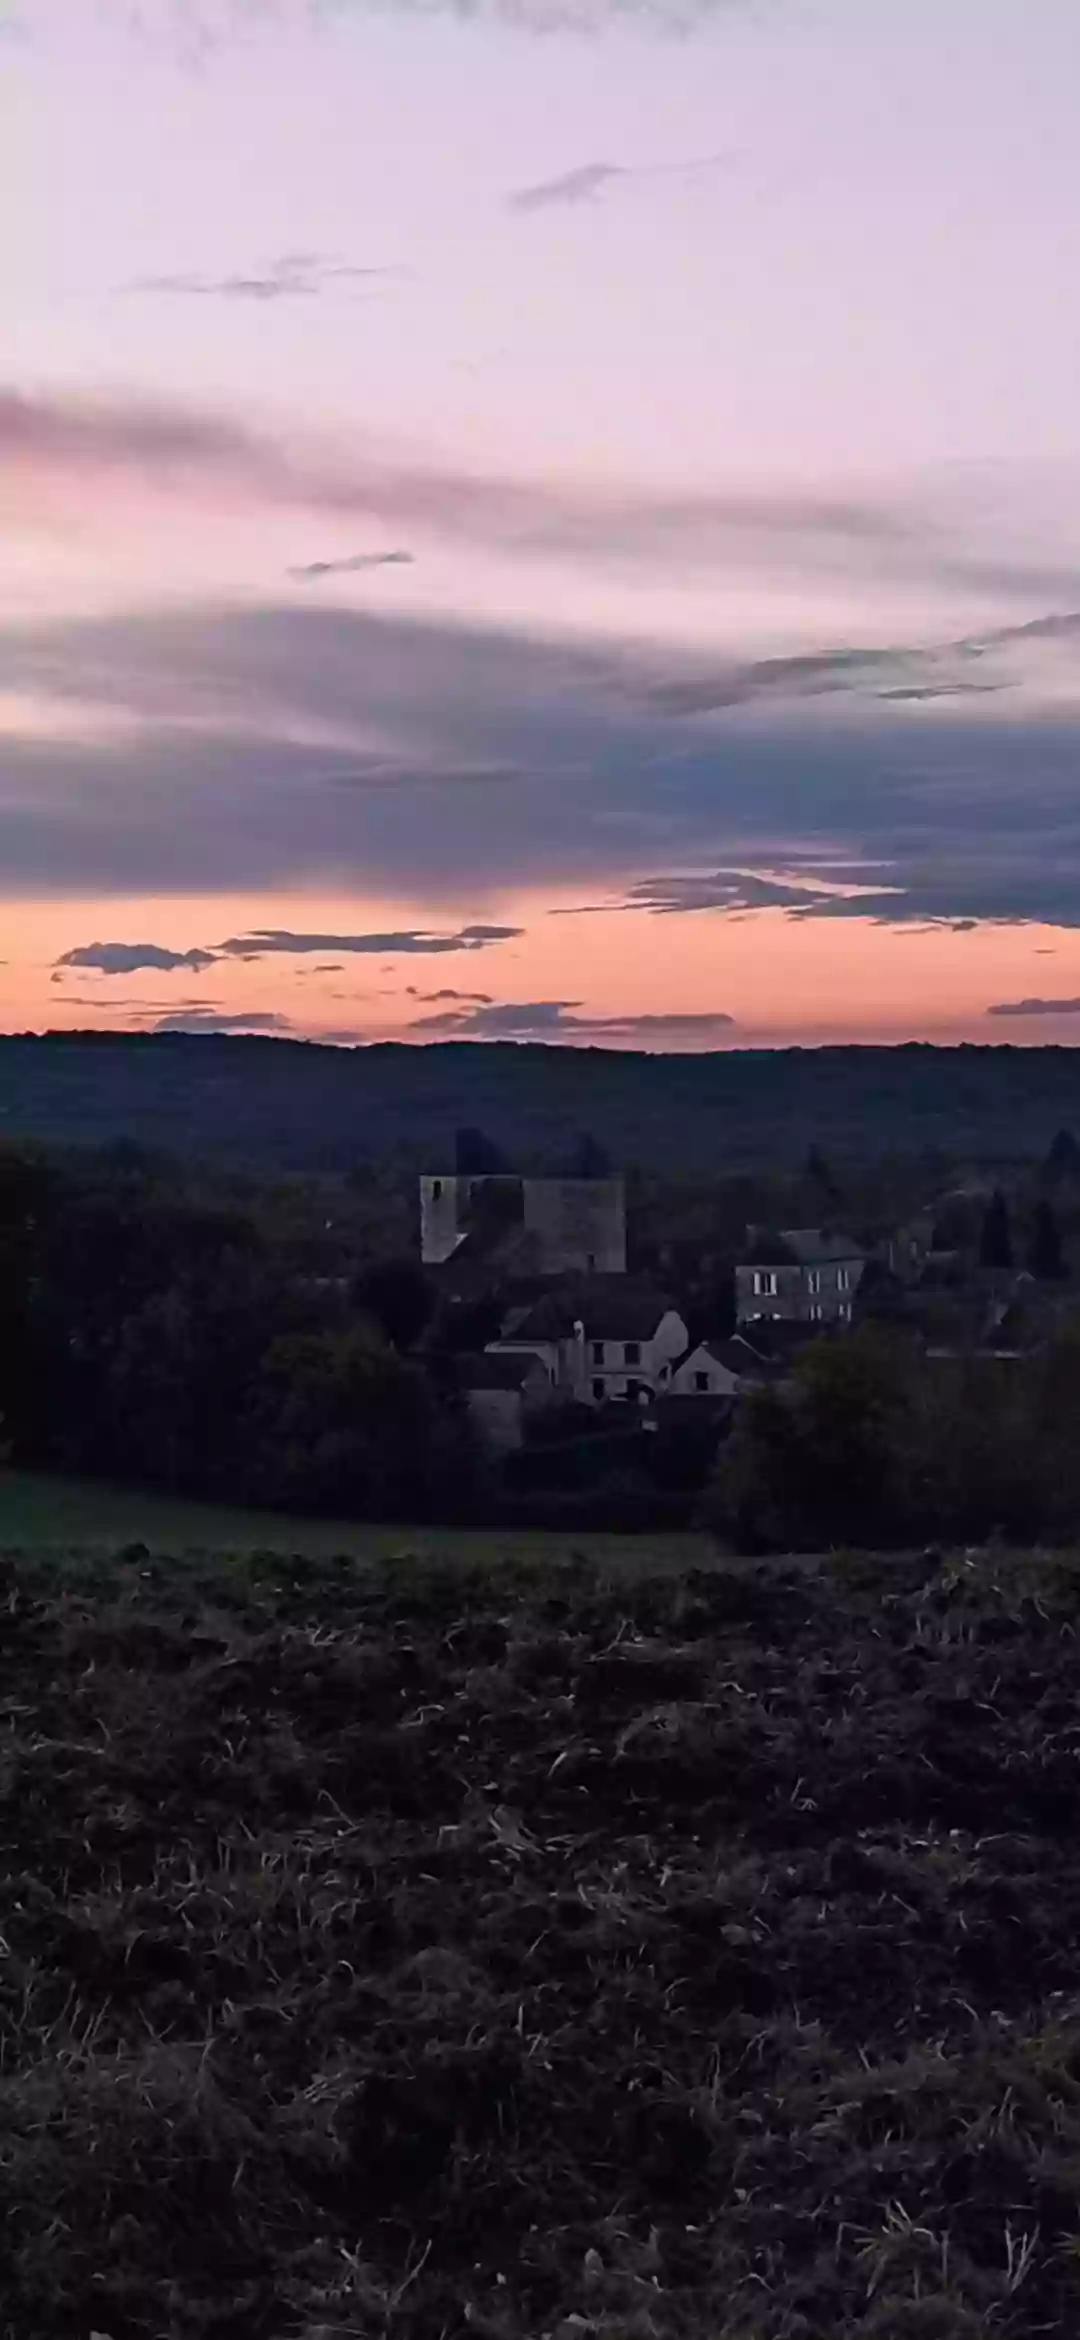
[289,550,414,579]
[508,148,734,211]
[5,599,1080,934]
[57,941,217,975]
[126,255,400,302]
[987,998,1080,1019]
[11,384,1070,595]
[409,999,736,1038]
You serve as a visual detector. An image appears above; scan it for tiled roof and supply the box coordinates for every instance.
[506,1280,680,1343]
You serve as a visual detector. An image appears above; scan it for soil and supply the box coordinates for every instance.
[4,1541,1080,2337]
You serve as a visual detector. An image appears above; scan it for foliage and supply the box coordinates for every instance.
[1028,1197,1066,1280]
[707,1322,1080,1552]
[353,1253,435,1349]
[980,1188,1014,1270]
[0,1141,464,1520]
[8,1032,1080,1171]
[1043,1126,1080,1185]
[6,1544,1080,2335]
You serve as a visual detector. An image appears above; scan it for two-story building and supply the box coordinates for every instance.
[736,1227,865,1327]
[485,1281,688,1407]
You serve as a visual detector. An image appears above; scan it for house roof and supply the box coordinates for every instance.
[459,1352,547,1392]
[703,1336,779,1376]
[740,1225,865,1267]
[504,1279,680,1343]
[671,1338,752,1376]
[733,1321,824,1364]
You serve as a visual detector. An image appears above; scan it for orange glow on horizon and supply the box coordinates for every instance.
[2,884,1080,1051]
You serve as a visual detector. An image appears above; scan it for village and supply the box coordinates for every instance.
[418,1143,1080,1466]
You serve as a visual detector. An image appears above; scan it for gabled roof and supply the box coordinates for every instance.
[733,1321,824,1364]
[504,1279,681,1344]
[702,1336,777,1376]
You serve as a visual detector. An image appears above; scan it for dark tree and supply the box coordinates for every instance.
[804,1144,838,1200]
[1028,1198,1065,1281]
[455,1127,507,1176]
[566,1132,613,1180]
[354,1256,435,1350]
[979,1190,1014,1272]
[1044,1128,1080,1186]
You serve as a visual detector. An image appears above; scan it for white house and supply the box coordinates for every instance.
[486,1282,688,1408]
[668,1338,756,1399]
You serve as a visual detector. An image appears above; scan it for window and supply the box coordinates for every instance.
[432,1179,443,1200]
[592,1378,605,1402]
[807,1269,821,1294]
[752,1270,778,1297]
[591,1341,604,1366]
[837,1267,851,1291]
[624,1341,641,1366]
[839,1301,852,1321]
[809,1303,824,1322]
[694,1370,710,1392]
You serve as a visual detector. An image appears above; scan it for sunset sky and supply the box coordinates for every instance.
[4,0,1080,1049]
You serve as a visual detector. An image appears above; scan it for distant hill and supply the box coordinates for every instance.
[0,1032,1079,1172]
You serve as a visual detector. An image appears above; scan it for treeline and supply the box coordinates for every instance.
[0,1143,477,1522]
[0,1141,697,1528]
[709,1324,1080,1552]
[6,1032,1080,1173]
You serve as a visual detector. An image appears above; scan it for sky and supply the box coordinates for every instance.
[4,0,1080,1050]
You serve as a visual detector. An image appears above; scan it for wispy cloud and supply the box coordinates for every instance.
[127,254,399,302]
[610,868,1003,932]
[409,998,736,1039]
[6,600,1080,933]
[128,1,779,52]
[986,997,1080,1019]
[508,149,733,212]
[153,1009,294,1034]
[216,923,521,957]
[53,923,521,977]
[12,384,1074,598]
[408,986,495,1003]
[56,940,217,975]
[640,610,1080,719]
[289,550,414,581]
[509,162,623,212]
